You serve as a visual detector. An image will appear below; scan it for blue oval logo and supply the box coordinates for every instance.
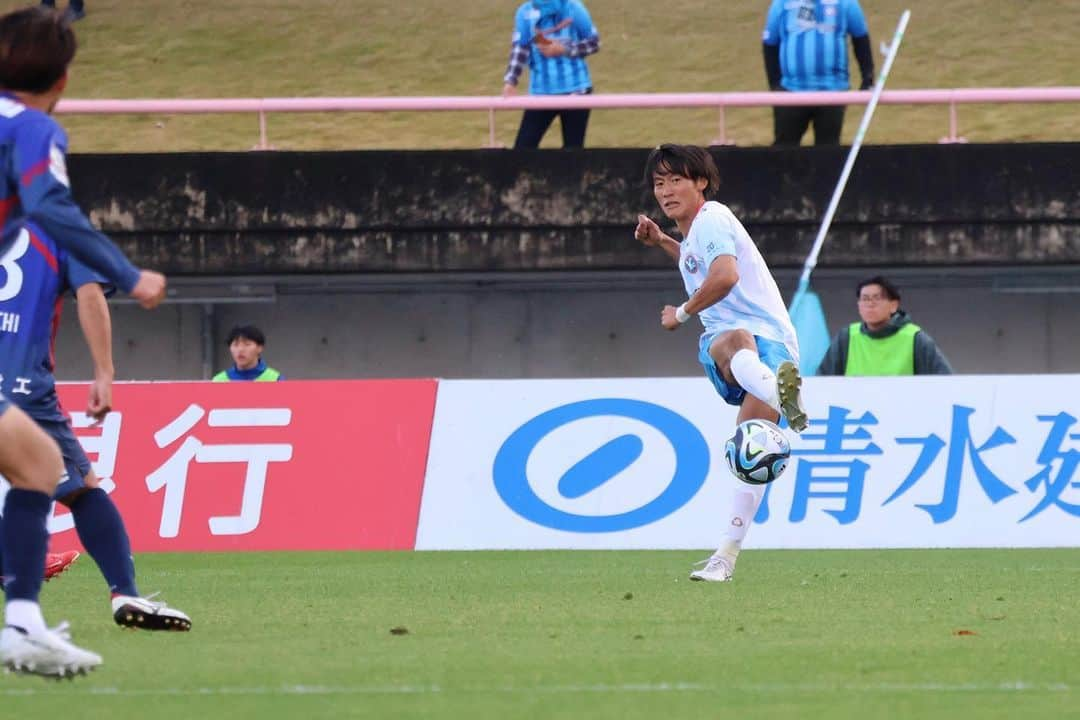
[493,399,710,532]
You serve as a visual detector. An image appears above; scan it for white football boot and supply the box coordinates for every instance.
[112,593,192,632]
[776,361,808,433]
[1,622,102,678]
[689,554,735,583]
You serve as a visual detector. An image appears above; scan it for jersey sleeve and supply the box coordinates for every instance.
[570,1,598,39]
[12,117,141,294]
[762,0,784,46]
[697,207,738,268]
[512,6,531,46]
[846,0,869,37]
[62,253,115,298]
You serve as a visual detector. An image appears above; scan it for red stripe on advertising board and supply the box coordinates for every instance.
[51,379,438,552]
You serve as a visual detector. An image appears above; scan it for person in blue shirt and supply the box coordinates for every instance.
[501,0,600,149]
[0,224,192,635]
[0,7,167,678]
[213,325,284,382]
[762,0,875,145]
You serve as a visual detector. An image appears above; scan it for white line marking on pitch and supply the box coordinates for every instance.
[0,682,1072,697]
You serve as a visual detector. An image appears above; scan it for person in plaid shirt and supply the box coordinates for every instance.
[501,0,600,148]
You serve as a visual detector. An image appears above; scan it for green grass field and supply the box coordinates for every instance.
[3,550,1079,719]
[2,0,1077,151]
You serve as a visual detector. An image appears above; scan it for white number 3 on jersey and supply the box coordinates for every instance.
[0,229,30,301]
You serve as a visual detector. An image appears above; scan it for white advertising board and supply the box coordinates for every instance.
[416,376,1080,549]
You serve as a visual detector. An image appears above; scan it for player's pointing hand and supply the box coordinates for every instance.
[635,214,662,246]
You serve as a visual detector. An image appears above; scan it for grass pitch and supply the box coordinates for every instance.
[2,549,1078,719]
[2,0,1074,151]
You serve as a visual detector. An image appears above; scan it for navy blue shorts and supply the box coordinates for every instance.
[37,417,93,500]
[0,392,10,418]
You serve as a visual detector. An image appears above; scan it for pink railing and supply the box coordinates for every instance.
[55,87,1080,149]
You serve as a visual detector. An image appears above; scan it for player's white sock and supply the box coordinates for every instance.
[729,348,780,410]
[4,599,47,634]
[717,483,768,564]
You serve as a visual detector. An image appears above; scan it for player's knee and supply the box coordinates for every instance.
[729,328,756,348]
[0,410,63,493]
[711,329,754,361]
[57,486,90,508]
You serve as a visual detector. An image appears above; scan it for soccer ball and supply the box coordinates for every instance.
[724,418,791,485]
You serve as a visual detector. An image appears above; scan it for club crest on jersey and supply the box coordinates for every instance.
[683,253,703,274]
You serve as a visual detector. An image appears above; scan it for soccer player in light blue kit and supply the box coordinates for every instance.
[762,0,875,145]
[635,145,807,582]
[0,6,167,677]
[502,0,600,148]
[0,223,192,633]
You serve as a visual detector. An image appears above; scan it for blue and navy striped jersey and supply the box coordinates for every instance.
[0,93,139,293]
[0,220,107,420]
[762,0,869,91]
[509,0,598,95]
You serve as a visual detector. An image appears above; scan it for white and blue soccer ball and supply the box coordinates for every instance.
[724,418,791,485]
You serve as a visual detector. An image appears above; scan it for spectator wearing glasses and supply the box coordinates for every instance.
[817,276,953,376]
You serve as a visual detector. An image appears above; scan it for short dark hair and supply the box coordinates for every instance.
[643,144,721,200]
[856,275,901,302]
[226,325,266,347]
[0,7,76,94]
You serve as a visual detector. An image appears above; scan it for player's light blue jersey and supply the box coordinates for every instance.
[762,0,869,91]
[679,201,799,365]
[512,0,597,95]
[0,93,140,293]
[0,220,107,421]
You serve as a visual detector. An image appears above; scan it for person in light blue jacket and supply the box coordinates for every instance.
[762,0,875,145]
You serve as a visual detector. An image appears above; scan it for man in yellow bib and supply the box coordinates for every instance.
[817,276,952,376]
[213,325,284,382]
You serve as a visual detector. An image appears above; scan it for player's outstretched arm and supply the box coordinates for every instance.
[17,125,166,306]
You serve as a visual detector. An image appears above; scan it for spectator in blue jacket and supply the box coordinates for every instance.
[501,0,600,149]
[762,0,875,145]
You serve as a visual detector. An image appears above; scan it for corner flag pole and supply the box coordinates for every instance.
[792,9,912,297]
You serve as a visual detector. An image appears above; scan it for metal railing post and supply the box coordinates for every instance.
[487,108,498,148]
[710,105,734,146]
[257,110,269,150]
[940,100,967,143]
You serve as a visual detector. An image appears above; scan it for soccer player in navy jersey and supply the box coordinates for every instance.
[0,7,167,677]
[0,227,192,634]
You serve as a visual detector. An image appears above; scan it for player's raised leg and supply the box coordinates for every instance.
[710,329,807,433]
[0,402,101,677]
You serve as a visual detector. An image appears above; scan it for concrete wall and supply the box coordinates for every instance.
[52,266,1080,382]
[46,144,1079,382]
[71,144,1080,273]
